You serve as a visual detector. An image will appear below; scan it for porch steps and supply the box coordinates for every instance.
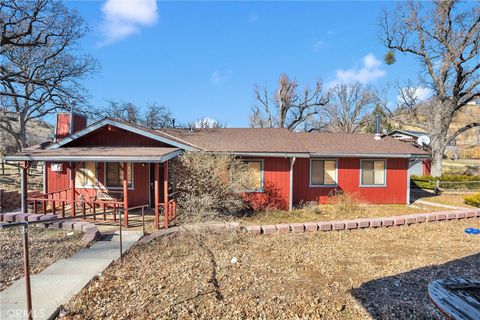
[0,230,142,320]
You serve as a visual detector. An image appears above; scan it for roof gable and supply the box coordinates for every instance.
[47,118,198,151]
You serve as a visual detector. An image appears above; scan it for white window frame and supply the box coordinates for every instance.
[309,158,338,187]
[243,159,264,192]
[104,162,135,190]
[360,159,387,187]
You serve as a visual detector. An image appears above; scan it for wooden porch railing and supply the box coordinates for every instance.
[158,199,177,229]
[26,193,123,221]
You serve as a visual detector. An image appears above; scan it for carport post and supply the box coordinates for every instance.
[163,161,169,229]
[154,162,160,229]
[20,161,30,213]
[70,162,76,217]
[123,162,129,227]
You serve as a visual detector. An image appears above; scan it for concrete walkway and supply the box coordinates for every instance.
[0,230,142,320]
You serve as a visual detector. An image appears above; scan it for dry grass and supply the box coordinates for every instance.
[238,203,439,226]
[0,227,85,291]
[416,192,477,208]
[62,218,480,319]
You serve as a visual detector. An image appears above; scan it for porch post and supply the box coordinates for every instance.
[123,162,129,227]
[70,162,76,217]
[163,161,169,229]
[154,163,160,229]
[20,161,30,213]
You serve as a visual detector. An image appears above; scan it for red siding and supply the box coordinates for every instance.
[65,126,169,147]
[243,157,291,211]
[293,157,408,205]
[45,162,151,207]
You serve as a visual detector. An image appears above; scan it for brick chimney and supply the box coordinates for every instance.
[54,112,87,142]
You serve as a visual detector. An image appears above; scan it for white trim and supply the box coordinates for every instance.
[289,157,296,211]
[243,159,265,192]
[4,150,183,163]
[360,159,387,187]
[46,119,197,151]
[406,161,411,204]
[309,158,338,187]
[104,162,135,190]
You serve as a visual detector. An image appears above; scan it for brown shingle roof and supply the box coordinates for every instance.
[160,128,429,157]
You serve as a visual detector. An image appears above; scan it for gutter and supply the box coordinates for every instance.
[4,150,183,163]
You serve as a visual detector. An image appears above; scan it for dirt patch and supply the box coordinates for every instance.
[62,219,480,319]
[0,227,85,291]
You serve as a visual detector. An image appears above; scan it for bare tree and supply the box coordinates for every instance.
[381,0,480,176]
[1,0,51,52]
[0,0,97,150]
[100,100,140,124]
[321,82,378,133]
[99,100,174,129]
[250,73,329,131]
[143,103,174,129]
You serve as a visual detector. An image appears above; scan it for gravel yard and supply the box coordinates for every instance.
[0,227,85,291]
[62,218,480,319]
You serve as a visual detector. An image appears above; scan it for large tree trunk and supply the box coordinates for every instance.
[431,147,444,177]
[430,110,450,177]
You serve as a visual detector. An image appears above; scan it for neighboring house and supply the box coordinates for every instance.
[387,129,432,177]
[6,113,429,227]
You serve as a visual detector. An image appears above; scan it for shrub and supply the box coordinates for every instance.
[411,174,480,190]
[173,152,250,219]
[301,201,323,215]
[242,182,288,212]
[327,190,364,216]
[464,194,480,207]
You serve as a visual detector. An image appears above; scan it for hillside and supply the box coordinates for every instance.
[0,120,53,156]
[391,103,480,158]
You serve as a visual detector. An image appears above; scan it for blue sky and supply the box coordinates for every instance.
[65,1,422,127]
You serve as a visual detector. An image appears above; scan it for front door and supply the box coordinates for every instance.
[149,163,155,208]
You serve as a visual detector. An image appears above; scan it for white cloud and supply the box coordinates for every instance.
[329,53,386,87]
[99,0,158,45]
[210,69,232,85]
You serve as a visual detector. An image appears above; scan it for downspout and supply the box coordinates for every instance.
[406,159,411,205]
[289,157,296,211]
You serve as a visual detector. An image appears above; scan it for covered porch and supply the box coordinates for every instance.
[6,147,182,229]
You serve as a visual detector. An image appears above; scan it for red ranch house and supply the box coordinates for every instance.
[6,113,429,228]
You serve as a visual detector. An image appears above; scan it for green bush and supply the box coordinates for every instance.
[411,174,480,190]
[464,194,480,207]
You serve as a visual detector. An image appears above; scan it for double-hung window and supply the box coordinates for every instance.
[75,162,97,187]
[310,159,337,186]
[360,160,386,186]
[105,162,133,188]
[243,160,264,192]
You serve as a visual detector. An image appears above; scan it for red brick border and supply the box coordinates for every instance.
[0,211,100,243]
[243,208,480,235]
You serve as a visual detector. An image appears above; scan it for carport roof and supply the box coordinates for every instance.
[4,146,181,163]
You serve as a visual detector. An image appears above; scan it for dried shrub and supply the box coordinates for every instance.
[243,182,288,211]
[300,201,323,215]
[173,152,250,219]
[327,190,364,216]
